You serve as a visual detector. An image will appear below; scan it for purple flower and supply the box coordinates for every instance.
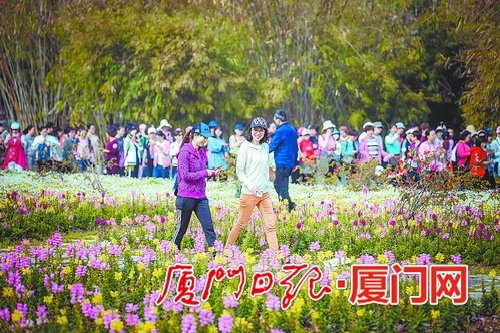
[335,250,346,259]
[51,282,64,294]
[332,219,339,227]
[296,223,303,230]
[450,254,462,264]
[125,313,140,326]
[389,219,396,226]
[70,283,85,304]
[360,254,376,264]
[271,330,287,333]
[423,229,431,236]
[266,294,281,311]
[218,314,233,333]
[181,313,197,333]
[47,233,63,247]
[223,296,239,309]
[416,253,431,265]
[0,308,10,321]
[107,244,123,257]
[309,241,321,252]
[199,309,214,326]
[434,227,442,234]
[75,265,87,278]
[125,303,139,313]
[82,302,100,320]
[36,305,48,325]
[442,233,450,240]
[384,250,396,264]
[279,245,291,257]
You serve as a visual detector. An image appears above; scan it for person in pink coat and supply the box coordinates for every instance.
[358,125,393,165]
[2,122,27,171]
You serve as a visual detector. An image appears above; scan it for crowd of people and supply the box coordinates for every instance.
[1,113,499,190]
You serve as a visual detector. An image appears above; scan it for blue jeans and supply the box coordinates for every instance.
[274,166,296,211]
[153,165,169,179]
[76,159,90,173]
[173,197,216,250]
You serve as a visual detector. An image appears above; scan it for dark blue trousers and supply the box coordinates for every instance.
[173,197,216,250]
[274,166,296,211]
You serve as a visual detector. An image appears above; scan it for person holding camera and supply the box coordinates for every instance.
[173,122,221,251]
[226,117,278,253]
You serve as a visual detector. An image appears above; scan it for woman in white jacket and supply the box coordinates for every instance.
[226,117,278,253]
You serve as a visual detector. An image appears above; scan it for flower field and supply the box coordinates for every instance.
[0,171,498,332]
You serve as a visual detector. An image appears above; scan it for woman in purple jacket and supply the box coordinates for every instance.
[173,122,221,251]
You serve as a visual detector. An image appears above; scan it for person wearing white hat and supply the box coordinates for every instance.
[159,119,173,143]
[358,121,374,142]
[317,120,337,180]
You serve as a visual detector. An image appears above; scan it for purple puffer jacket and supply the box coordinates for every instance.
[177,143,210,199]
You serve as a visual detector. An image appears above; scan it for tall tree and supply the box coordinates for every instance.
[0,0,64,129]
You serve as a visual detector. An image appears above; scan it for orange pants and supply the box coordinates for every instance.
[226,192,279,253]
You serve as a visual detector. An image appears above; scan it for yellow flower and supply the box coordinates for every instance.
[43,295,53,305]
[234,317,254,330]
[92,293,103,305]
[311,311,320,320]
[137,262,145,271]
[56,315,68,325]
[405,285,415,295]
[95,317,104,326]
[377,254,388,264]
[2,287,14,298]
[128,269,135,280]
[11,310,22,322]
[290,297,304,314]
[110,290,119,298]
[114,272,122,281]
[110,319,124,331]
[62,266,71,275]
[152,268,162,279]
[202,302,212,311]
[489,269,496,278]
[356,308,366,317]
[431,310,440,320]
[434,253,445,263]
[215,256,226,265]
[136,321,156,332]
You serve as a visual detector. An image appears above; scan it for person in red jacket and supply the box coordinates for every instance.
[298,129,317,182]
[470,136,496,189]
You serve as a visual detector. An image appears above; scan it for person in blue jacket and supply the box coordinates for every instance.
[269,109,298,211]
